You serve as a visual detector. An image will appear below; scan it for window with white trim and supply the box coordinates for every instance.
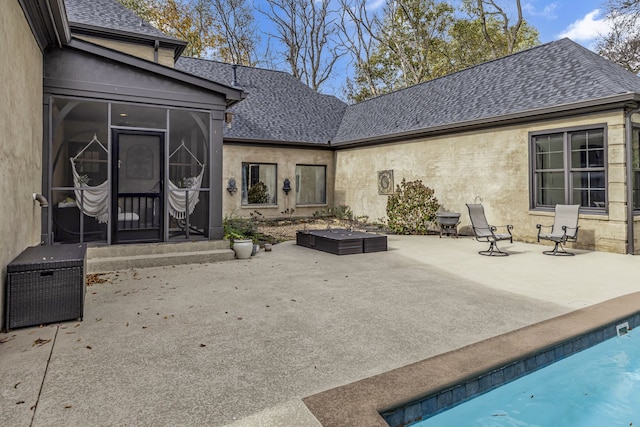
[531,127,606,210]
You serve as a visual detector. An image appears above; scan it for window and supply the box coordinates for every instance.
[242,163,277,205]
[633,128,640,210]
[296,165,326,205]
[531,127,606,210]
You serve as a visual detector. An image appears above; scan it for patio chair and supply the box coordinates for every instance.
[536,204,580,256]
[466,204,513,256]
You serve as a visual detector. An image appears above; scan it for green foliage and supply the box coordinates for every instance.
[312,205,353,220]
[333,204,353,221]
[247,181,269,204]
[223,215,259,242]
[386,179,440,234]
[347,0,540,103]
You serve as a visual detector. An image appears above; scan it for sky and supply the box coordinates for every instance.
[254,0,616,98]
[522,0,612,47]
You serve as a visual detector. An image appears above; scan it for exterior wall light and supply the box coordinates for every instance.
[227,177,237,194]
[283,178,292,195]
[224,112,234,129]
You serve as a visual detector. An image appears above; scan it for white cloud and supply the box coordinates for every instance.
[523,1,558,19]
[557,9,611,42]
[366,0,385,11]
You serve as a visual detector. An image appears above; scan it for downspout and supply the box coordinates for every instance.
[625,103,640,254]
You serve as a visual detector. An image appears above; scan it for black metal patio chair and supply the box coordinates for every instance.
[466,204,513,256]
[536,204,580,256]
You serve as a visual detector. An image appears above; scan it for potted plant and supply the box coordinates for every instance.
[224,215,260,259]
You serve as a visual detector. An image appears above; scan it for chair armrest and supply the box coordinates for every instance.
[536,224,550,241]
[562,225,579,241]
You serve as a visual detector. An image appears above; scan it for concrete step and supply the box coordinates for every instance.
[88,240,230,259]
[87,240,235,273]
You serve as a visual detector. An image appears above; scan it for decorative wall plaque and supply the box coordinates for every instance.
[377,170,394,195]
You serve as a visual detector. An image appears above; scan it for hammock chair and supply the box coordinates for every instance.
[168,140,205,220]
[70,134,109,224]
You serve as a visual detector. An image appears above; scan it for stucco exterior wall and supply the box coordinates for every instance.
[0,2,45,322]
[223,144,334,219]
[335,111,628,253]
[75,35,175,67]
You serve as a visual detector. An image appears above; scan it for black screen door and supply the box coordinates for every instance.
[112,130,164,243]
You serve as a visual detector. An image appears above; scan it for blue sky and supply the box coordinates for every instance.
[254,0,614,98]
[523,0,611,47]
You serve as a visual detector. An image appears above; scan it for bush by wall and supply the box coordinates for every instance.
[386,178,440,234]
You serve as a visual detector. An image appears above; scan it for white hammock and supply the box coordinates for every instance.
[168,172,204,219]
[71,135,110,223]
[168,140,205,220]
[70,136,205,222]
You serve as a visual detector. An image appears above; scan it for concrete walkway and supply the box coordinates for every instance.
[1,235,639,426]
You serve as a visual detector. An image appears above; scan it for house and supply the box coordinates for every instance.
[180,38,640,255]
[4,0,640,304]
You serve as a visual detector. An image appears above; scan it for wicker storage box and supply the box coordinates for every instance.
[5,244,86,331]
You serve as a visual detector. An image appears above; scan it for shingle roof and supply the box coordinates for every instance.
[332,38,640,144]
[175,57,347,144]
[64,0,182,42]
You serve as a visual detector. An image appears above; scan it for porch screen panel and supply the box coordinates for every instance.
[168,110,210,239]
[51,98,109,243]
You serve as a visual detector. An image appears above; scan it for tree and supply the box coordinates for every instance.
[344,0,539,102]
[338,0,385,101]
[261,0,344,91]
[116,0,258,63]
[210,0,259,66]
[597,0,640,73]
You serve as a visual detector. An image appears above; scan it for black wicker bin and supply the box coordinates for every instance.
[4,244,86,331]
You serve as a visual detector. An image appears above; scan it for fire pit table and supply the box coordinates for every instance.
[436,212,461,238]
[296,229,387,255]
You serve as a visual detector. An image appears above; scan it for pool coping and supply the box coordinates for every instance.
[302,291,640,427]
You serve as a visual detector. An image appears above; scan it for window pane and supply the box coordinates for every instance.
[295,165,326,205]
[537,172,565,206]
[242,163,277,205]
[572,172,605,208]
[634,129,640,209]
[571,130,605,168]
[535,134,564,170]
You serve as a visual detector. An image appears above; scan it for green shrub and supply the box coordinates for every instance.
[386,178,440,234]
[248,181,269,204]
[333,204,353,220]
[223,215,259,242]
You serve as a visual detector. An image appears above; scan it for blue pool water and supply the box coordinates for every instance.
[411,330,639,426]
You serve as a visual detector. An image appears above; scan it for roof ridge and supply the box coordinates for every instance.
[179,56,294,77]
[350,39,560,107]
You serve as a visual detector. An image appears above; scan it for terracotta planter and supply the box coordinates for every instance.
[233,239,253,259]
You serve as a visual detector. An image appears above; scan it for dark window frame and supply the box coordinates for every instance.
[529,124,608,214]
[241,162,278,206]
[295,164,327,206]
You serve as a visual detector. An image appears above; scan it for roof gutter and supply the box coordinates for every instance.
[224,138,331,149]
[19,0,71,50]
[625,102,640,254]
[331,93,640,149]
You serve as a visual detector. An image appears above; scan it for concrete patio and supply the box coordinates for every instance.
[1,235,639,426]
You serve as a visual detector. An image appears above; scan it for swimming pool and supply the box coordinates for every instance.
[407,326,639,426]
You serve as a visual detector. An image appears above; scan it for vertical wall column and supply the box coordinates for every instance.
[209,109,225,239]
